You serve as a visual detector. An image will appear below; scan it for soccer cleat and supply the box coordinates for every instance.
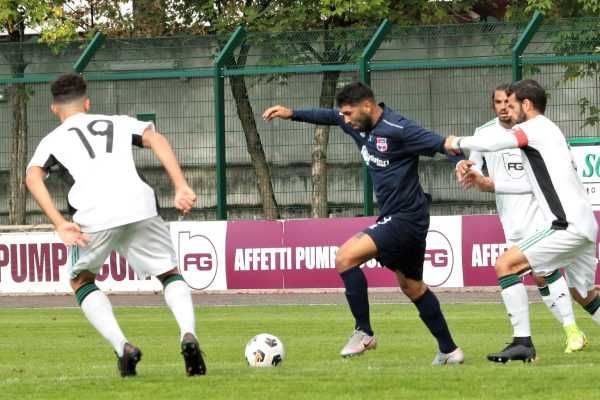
[181,333,206,376]
[564,324,587,353]
[487,342,536,363]
[340,329,378,357]
[431,347,465,365]
[117,343,142,377]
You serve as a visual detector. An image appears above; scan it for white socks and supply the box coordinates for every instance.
[501,283,531,337]
[546,277,576,327]
[80,290,128,356]
[164,279,196,341]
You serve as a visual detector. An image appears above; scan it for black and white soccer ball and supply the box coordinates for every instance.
[244,333,285,367]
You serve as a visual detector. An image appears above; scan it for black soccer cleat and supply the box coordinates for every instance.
[487,342,536,364]
[181,332,206,376]
[117,343,142,377]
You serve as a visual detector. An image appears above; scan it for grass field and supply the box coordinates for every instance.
[1,303,598,399]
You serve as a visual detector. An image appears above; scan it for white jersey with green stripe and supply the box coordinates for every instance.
[461,114,597,242]
[27,113,158,233]
[513,115,597,242]
[471,118,544,242]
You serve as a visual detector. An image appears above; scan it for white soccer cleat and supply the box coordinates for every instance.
[431,347,465,365]
[340,329,378,357]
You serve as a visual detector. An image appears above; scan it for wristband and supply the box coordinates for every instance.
[450,137,462,150]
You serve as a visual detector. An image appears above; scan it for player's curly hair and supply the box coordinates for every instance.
[336,81,376,107]
[51,73,87,104]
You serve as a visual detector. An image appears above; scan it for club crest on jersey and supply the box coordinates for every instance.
[376,137,388,152]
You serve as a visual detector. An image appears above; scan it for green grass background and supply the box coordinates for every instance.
[1,303,598,399]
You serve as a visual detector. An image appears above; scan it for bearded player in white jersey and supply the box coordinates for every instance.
[26,73,206,377]
[456,83,587,354]
[447,79,599,363]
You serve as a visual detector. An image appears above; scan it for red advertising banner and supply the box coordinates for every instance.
[461,212,600,286]
[225,216,464,290]
[225,218,389,289]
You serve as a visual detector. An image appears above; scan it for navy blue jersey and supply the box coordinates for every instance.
[292,103,458,221]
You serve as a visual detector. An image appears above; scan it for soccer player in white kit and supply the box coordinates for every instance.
[447,79,599,363]
[26,73,206,377]
[456,84,586,354]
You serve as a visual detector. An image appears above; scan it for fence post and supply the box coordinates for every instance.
[73,32,105,73]
[359,20,391,216]
[512,11,543,81]
[214,26,245,220]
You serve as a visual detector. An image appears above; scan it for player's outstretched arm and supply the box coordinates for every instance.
[262,105,293,121]
[142,128,196,213]
[25,166,90,247]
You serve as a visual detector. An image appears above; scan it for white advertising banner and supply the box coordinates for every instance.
[0,232,71,293]
[169,220,228,291]
[0,231,163,293]
[570,141,600,210]
[423,216,464,288]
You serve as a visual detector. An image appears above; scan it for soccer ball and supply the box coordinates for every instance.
[244,333,285,367]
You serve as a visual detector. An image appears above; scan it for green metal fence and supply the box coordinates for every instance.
[1,13,599,225]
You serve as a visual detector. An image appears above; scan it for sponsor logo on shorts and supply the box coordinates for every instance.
[423,230,454,287]
[178,232,218,290]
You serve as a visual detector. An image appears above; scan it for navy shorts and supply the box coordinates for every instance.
[362,214,429,281]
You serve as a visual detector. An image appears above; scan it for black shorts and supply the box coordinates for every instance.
[362,214,429,281]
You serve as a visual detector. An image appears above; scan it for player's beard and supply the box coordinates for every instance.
[514,108,527,124]
[357,113,374,131]
[498,114,514,128]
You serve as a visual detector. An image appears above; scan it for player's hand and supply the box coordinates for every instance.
[461,171,495,192]
[444,136,461,156]
[175,185,196,214]
[455,160,475,182]
[57,222,91,247]
[262,105,293,121]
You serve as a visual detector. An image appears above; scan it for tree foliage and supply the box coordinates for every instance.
[505,0,600,19]
[505,0,600,128]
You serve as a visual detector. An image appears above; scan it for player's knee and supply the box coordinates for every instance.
[493,255,511,277]
[335,248,355,272]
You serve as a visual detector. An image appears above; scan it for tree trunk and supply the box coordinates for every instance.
[7,24,28,225]
[229,47,280,219]
[8,84,28,225]
[311,71,340,218]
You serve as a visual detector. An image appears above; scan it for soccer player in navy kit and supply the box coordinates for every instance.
[26,73,206,377]
[263,82,464,364]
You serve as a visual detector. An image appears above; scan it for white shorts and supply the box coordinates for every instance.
[517,228,597,298]
[69,216,177,279]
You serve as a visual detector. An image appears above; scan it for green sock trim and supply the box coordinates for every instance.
[162,273,184,289]
[498,274,521,290]
[538,286,550,297]
[75,282,99,306]
[584,295,600,315]
[544,270,563,285]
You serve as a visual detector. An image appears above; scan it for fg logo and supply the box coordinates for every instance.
[178,232,218,290]
[502,151,524,179]
[423,230,454,287]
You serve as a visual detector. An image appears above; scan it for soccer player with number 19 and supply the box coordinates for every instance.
[25,73,205,377]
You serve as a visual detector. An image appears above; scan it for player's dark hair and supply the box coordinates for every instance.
[51,73,87,104]
[335,81,375,107]
[506,79,547,114]
[493,82,511,99]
